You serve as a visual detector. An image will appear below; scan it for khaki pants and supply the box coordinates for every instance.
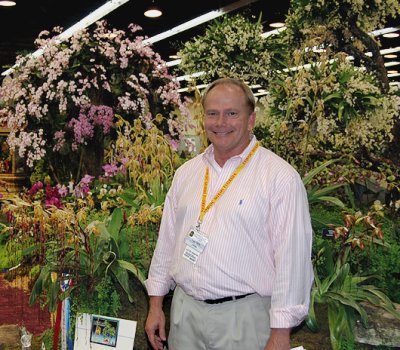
[168,286,271,350]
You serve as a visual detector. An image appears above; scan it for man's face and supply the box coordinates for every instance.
[203,83,255,161]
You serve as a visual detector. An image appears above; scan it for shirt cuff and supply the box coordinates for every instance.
[144,278,176,296]
[269,304,309,328]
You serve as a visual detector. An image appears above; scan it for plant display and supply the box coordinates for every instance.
[0,2,398,348]
[0,20,188,182]
[0,116,183,313]
[177,13,272,85]
[257,52,399,174]
[307,203,400,350]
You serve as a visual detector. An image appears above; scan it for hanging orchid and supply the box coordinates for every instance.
[0,20,189,182]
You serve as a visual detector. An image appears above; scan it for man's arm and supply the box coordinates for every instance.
[264,328,291,350]
[269,172,313,328]
[145,296,166,350]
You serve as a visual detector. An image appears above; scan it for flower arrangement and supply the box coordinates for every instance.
[177,13,271,85]
[257,51,400,172]
[0,20,188,183]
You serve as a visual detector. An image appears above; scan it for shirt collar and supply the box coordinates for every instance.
[202,135,258,167]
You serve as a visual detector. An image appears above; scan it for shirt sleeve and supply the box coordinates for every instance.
[269,172,314,328]
[144,176,178,296]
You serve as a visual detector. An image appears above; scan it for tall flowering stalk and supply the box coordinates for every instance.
[0,20,188,182]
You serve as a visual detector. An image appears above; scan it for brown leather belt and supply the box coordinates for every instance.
[204,293,254,304]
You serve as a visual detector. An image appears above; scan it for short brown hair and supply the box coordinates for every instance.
[201,78,255,113]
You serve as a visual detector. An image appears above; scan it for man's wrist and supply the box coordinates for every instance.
[149,295,165,310]
[268,328,291,345]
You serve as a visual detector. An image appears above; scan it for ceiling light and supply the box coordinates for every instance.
[385,61,400,67]
[166,59,181,67]
[385,54,398,59]
[254,91,269,97]
[269,22,285,28]
[261,27,287,38]
[57,0,129,40]
[383,32,399,38]
[144,2,162,18]
[145,0,257,44]
[0,0,16,6]
[370,26,400,36]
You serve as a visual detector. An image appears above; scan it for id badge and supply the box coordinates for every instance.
[183,227,208,264]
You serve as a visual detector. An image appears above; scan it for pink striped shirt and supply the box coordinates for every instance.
[145,137,314,328]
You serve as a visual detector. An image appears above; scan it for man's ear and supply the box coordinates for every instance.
[248,112,256,131]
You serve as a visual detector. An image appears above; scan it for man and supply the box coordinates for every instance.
[145,78,313,350]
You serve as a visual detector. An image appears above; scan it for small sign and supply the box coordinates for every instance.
[322,228,335,239]
[74,313,136,350]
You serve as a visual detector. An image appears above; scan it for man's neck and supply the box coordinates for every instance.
[213,140,252,167]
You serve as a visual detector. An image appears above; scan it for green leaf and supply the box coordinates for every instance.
[118,259,147,285]
[323,92,341,102]
[302,159,341,186]
[312,184,344,197]
[338,103,344,121]
[338,71,353,84]
[309,195,346,208]
[22,243,42,256]
[306,289,319,332]
[47,280,60,313]
[119,188,140,209]
[326,291,368,325]
[110,261,134,303]
[29,267,47,306]
[108,208,123,240]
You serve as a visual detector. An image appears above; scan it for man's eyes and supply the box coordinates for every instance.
[206,111,218,118]
[206,111,239,118]
[227,111,238,118]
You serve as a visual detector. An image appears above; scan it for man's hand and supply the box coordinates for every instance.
[264,328,291,350]
[145,296,166,350]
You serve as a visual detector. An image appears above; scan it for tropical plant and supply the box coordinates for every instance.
[307,204,400,350]
[107,114,184,203]
[27,208,147,312]
[177,13,272,85]
[0,20,188,183]
[72,250,121,317]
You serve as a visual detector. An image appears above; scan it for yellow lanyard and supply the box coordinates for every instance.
[198,142,260,226]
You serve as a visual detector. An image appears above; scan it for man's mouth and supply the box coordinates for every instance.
[213,131,232,135]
